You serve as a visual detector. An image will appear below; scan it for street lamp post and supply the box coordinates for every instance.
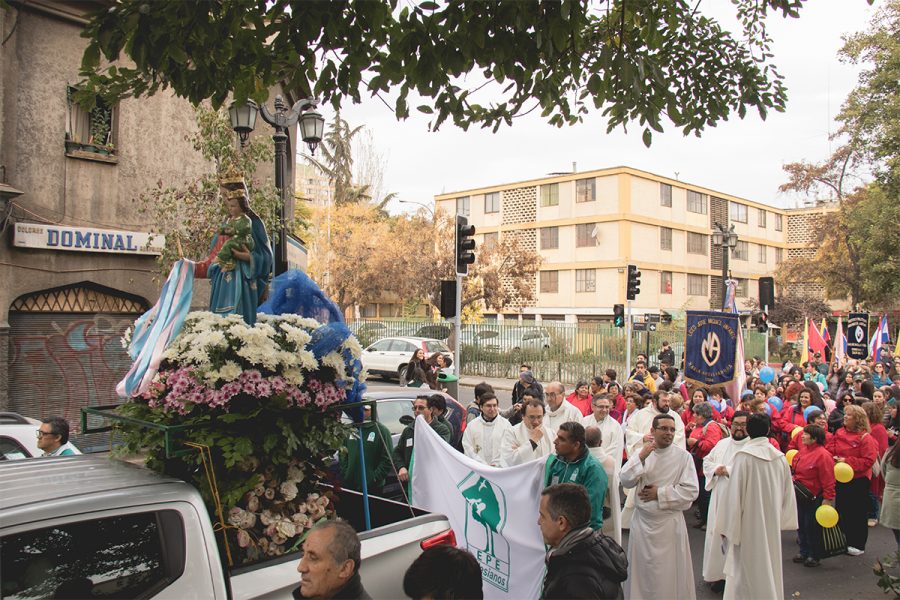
[229,96,325,275]
[711,222,738,309]
[398,199,435,219]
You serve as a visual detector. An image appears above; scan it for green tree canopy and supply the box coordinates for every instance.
[78,0,817,145]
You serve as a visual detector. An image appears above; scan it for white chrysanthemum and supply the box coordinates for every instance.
[219,361,243,381]
[296,350,318,371]
[342,336,363,359]
[321,352,347,379]
[283,368,304,386]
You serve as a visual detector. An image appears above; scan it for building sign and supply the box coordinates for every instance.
[13,222,165,256]
[846,312,869,360]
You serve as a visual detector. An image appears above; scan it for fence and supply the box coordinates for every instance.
[349,318,770,384]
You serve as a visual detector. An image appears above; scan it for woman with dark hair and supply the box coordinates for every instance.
[620,385,643,429]
[681,388,709,428]
[791,424,835,567]
[827,405,879,555]
[880,434,900,550]
[566,381,593,417]
[802,381,826,410]
[836,372,856,402]
[864,402,889,527]
[774,386,810,451]
[828,392,856,433]
[788,410,832,451]
[859,380,876,402]
[827,359,845,397]
[401,348,429,387]
[606,382,626,422]
[873,362,891,389]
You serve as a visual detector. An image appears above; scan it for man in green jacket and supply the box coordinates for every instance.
[544,421,608,530]
[393,395,452,485]
[340,405,394,496]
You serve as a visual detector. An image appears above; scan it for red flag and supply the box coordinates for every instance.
[808,319,828,356]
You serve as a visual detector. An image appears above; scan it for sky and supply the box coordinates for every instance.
[331,1,880,213]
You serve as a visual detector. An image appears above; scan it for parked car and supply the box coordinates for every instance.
[413,324,451,342]
[0,455,454,599]
[0,412,82,460]
[361,337,452,381]
[462,326,553,352]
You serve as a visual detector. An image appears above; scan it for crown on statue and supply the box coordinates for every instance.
[219,164,246,187]
[223,187,248,200]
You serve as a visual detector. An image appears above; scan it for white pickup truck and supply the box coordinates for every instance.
[0,455,453,599]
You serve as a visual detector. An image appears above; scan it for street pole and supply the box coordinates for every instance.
[272,127,288,275]
[764,304,770,365]
[721,247,729,310]
[454,274,463,376]
[625,300,633,374]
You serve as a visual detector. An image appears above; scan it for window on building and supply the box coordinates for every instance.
[775,247,783,264]
[540,271,559,293]
[360,304,378,318]
[688,274,708,296]
[540,226,559,250]
[758,244,767,263]
[456,196,470,217]
[575,269,596,292]
[775,213,783,231]
[540,183,559,207]
[729,202,748,223]
[484,192,500,214]
[576,223,598,247]
[660,271,673,294]
[0,510,185,600]
[575,178,596,203]
[660,227,673,251]
[66,86,116,155]
[758,208,767,228]
[733,240,749,260]
[660,183,673,207]
[687,232,708,255]
[686,190,707,214]
[736,278,749,298]
[483,232,499,250]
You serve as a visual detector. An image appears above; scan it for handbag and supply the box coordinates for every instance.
[793,480,815,503]
[821,520,848,558]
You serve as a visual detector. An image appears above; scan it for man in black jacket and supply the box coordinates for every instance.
[538,484,627,600]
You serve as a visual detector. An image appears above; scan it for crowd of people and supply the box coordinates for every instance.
[333,342,900,599]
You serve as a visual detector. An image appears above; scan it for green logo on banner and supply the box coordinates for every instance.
[457,472,511,592]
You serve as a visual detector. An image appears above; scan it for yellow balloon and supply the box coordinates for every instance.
[792,427,803,438]
[786,449,799,465]
[835,462,854,483]
[816,505,839,528]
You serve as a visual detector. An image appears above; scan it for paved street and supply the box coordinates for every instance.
[370,377,897,599]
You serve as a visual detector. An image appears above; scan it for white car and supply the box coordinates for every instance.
[0,413,82,460]
[361,337,452,381]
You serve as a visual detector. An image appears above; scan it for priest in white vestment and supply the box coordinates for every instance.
[701,411,749,589]
[585,426,622,545]
[500,399,553,467]
[622,391,686,527]
[462,393,511,467]
[621,413,698,600]
[544,381,584,437]
[581,393,624,469]
[714,413,797,600]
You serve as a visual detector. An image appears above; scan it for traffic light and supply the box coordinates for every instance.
[613,304,625,328]
[757,311,769,333]
[455,215,476,275]
[626,264,641,300]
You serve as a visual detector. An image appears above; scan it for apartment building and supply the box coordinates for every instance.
[435,166,791,322]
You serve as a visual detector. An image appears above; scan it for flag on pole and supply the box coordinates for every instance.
[820,318,831,343]
[723,279,746,406]
[870,315,891,361]
[808,319,828,357]
[834,316,846,363]
[411,416,547,600]
[800,317,809,365]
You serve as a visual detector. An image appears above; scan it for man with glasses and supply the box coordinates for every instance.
[462,392,511,467]
[37,417,78,457]
[581,394,624,471]
[500,398,553,467]
[544,382,583,439]
[393,396,451,484]
[700,411,750,592]
[621,414,699,600]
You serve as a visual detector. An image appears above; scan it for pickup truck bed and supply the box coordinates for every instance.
[0,455,452,599]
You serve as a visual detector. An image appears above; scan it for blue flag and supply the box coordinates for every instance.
[684,311,740,386]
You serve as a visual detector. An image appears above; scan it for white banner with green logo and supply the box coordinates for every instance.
[411,417,546,599]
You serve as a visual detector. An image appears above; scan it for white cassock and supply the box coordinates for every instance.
[713,437,798,600]
[701,436,748,582]
[589,446,622,545]
[545,400,584,438]
[620,444,698,600]
[499,422,553,467]
[621,406,686,527]
[582,414,625,469]
[462,415,512,467]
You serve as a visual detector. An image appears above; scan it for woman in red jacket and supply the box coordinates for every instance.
[686,401,724,528]
[792,424,836,567]
[775,387,812,450]
[606,382,626,422]
[788,410,832,452]
[864,401,889,527]
[827,404,879,555]
[566,381,593,417]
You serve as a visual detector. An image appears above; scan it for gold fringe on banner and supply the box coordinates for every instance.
[185,442,235,567]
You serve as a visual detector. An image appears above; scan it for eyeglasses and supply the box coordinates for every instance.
[654,426,676,433]
[36,429,56,439]
[413,406,428,412]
